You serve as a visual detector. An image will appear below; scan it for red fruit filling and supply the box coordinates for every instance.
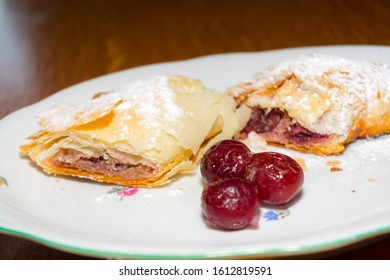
[241,108,329,145]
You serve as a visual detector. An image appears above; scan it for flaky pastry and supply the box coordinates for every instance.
[227,54,390,155]
[21,75,250,187]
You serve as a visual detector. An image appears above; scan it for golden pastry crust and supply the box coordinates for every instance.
[227,54,390,155]
[21,75,250,187]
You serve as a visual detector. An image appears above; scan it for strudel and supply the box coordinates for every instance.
[227,54,390,155]
[21,75,250,186]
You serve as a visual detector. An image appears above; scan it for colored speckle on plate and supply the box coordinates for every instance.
[107,186,138,200]
[263,209,290,221]
[117,187,138,197]
[0,176,9,187]
[368,178,376,183]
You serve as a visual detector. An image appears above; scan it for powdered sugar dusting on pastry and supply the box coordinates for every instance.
[37,76,184,136]
[230,54,389,101]
[114,76,186,143]
[115,76,183,129]
[38,94,123,132]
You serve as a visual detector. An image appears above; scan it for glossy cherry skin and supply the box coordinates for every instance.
[245,152,304,205]
[200,140,252,183]
[201,178,260,230]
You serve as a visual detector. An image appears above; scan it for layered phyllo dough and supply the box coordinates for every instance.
[227,54,390,155]
[20,75,250,187]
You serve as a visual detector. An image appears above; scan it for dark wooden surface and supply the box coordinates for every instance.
[1,0,389,259]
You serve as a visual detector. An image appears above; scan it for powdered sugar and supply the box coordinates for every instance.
[37,76,183,134]
[238,54,390,105]
[113,76,184,142]
[37,94,122,132]
[115,76,183,128]
[250,54,389,101]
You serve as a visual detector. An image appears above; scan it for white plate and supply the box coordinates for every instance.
[1,45,390,259]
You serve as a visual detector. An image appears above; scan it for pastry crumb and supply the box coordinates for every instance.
[242,132,268,150]
[92,91,110,99]
[352,189,356,193]
[295,157,307,171]
[330,167,343,172]
[368,178,376,183]
[326,160,341,166]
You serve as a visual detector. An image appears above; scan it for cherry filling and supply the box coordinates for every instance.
[50,149,158,180]
[286,124,328,144]
[242,108,284,134]
[241,108,329,144]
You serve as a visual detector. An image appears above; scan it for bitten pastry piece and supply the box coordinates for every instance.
[227,54,390,155]
[20,76,250,187]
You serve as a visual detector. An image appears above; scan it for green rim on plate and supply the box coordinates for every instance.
[1,225,389,259]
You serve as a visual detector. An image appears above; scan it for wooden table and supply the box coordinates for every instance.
[1,0,389,259]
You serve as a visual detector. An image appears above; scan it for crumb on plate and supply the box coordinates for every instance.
[294,157,307,171]
[368,178,376,183]
[330,167,343,172]
[326,160,341,166]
